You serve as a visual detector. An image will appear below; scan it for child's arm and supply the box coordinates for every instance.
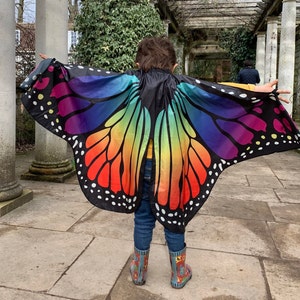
[220,79,290,103]
[39,53,48,59]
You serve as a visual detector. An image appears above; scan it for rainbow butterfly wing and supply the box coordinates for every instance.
[21,61,300,233]
[82,92,151,207]
[151,77,300,232]
[178,79,300,161]
[21,60,151,212]
[153,94,212,231]
[22,59,141,136]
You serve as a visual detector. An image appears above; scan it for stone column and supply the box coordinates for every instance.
[184,53,190,75]
[278,0,297,116]
[170,35,184,74]
[295,26,300,123]
[0,0,32,211]
[176,41,184,74]
[255,32,266,85]
[22,0,74,182]
[264,17,278,83]
[164,19,170,36]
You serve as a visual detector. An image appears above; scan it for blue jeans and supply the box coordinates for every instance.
[134,159,185,252]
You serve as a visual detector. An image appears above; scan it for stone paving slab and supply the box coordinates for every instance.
[0,287,65,300]
[69,207,165,245]
[0,225,93,291]
[279,179,300,189]
[21,180,88,203]
[186,215,279,258]
[0,149,297,299]
[264,152,300,170]
[49,237,132,300]
[213,173,249,186]
[268,222,300,260]
[268,203,300,224]
[111,245,268,300]
[203,196,275,221]
[246,174,283,188]
[211,184,280,203]
[0,197,92,231]
[271,170,300,182]
[222,158,275,175]
[263,259,300,300]
[274,188,300,204]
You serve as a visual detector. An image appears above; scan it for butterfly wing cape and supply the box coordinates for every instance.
[21,59,300,233]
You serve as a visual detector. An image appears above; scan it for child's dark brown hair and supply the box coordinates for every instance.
[135,36,177,72]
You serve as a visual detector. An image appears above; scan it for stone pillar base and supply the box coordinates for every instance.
[0,181,23,202]
[0,189,33,217]
[21,159,75,183]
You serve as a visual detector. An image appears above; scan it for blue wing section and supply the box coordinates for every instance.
[21,59,140,136]
[174,77,300,161]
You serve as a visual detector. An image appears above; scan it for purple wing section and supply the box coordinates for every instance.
[21,60,140,136]
[176,80,300,161]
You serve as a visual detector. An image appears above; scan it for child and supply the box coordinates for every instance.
[21,36,300,289]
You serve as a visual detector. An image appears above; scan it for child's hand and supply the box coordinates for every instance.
[39,53,49,59]
[254,79,290,103]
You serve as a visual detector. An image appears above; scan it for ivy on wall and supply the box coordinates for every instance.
[219,27,257,81]
[74,0,165,72]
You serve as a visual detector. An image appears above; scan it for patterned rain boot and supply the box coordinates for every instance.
[169,245,192,289]
[130,247,150,285]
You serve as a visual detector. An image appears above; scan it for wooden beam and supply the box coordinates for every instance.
[180,10,261,18]
[184,17,258,29]
[253,0,282,33]
[176,0,263,4]
[155,0,186,38]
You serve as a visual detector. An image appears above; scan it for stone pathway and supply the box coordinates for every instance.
[0,150,299,299]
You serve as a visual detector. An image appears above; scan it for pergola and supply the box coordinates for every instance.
[155,1,300,117]
[156,0,300,36]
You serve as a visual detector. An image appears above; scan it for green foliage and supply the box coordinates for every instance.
[219,27,256,81]
[74,0,165,72]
